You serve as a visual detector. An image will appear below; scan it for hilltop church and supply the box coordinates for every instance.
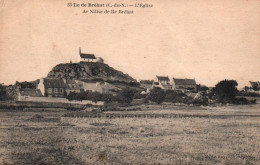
[79,48,104,63]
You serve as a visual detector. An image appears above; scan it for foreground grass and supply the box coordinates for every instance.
[0,105,260,164]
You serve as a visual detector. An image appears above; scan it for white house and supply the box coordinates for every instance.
[153,76,172,90]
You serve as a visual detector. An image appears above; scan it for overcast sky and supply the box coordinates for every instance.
[0,0,259,87]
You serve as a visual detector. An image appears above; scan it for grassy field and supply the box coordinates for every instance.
[0,103,260,165]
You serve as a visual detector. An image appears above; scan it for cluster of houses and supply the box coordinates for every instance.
[140,76,197,93]
[17,48,119,101]
[17,75,198,100]
[17,78,120,100]
[243,81,260,94]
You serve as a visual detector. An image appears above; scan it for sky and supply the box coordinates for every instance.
[0,0,259,87]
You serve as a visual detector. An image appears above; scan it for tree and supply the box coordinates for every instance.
[0,84,8,100]
[101,93,118,103]
[197,84,209,91]
[89,92,101,103]
[212,79,238,101]
[118,87,135,103]
[149,87,166,104]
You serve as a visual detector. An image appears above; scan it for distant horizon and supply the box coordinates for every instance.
[0,57,258,89]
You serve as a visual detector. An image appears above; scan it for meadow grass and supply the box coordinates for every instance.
[0,104,259,165]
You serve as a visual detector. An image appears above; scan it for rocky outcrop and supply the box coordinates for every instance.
[47,61,136,82]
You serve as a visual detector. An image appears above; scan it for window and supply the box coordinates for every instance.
[54,88,58,93]
[60,88,63,93]
[47,88,52,93]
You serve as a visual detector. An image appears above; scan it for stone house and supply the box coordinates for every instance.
[153,76,172,90]
[17,88,43,101]
[172,78,197,91]
[77,80,120,94]
[65,80,81,94]
[250,81,260,91]
[140,80,153,92]
[38,78,67,97]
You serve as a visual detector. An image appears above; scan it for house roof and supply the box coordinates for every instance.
[20,89,43,97]
[80,53,96,59]
[173,78,196,85]
[156,76,170,81]
[250,81,260,87]
[44,79,67,88]
[66,80,81,90]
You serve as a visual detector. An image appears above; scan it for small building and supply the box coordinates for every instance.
[77,80,120,94]
[172,78,197,91]
[38,78,67,97]
[17,88,43,101]
[153,76,172,90]
[79,47,96,62]
[65,80,81,94]
[249,81,260,91]
[140,80,153,92]
[19,89,43,97]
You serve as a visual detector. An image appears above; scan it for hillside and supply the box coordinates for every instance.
[47,61,136,82]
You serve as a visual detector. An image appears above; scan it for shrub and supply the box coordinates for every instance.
[106,80,140,87]
[117,87,135,103]
[197,84,209,91]
[0,84,8,101]
[149,87,166,104]
[212,79,239,101]
[133,91,147,99]
[232,97,249,105]
[238,92,260,97]
[101,93,118,103]
[164,90,192,104]
[193,97,209,106]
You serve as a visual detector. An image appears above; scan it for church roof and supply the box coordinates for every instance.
[140,80,154,84]
[173,78,196,85]
[156,76,170,81]
[80,53,96,59]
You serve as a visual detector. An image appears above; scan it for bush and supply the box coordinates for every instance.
[193,97,209,106]
[238,92,260,97]
[232,97,249,105]
[212,79,239,101]
[106,80,140,87]
[133,92,147,99]
[149,87,166,104]
[164,90,193,104]
[101,93,118,103]
[0,84,8,101]
[197,84,209,91]
[117,87,135,103]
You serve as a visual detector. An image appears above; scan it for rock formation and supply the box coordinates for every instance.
[47,61,136,82]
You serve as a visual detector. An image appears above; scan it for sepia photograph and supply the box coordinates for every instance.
[0,0,260,164]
